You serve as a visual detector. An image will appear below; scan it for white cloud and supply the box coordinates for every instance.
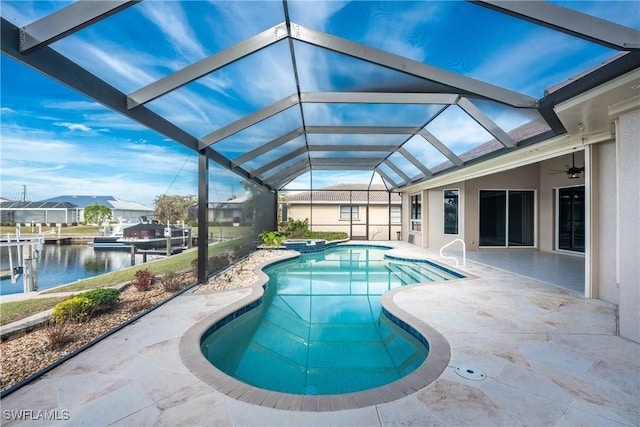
[138,1,208,62]
[287,1,349,31]
[53,122,92,132]
[45,100,106,111]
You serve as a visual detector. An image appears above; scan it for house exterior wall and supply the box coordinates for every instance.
[596,140,618,305]
[419,161,597,253]
[462,164,540,251]
[401,125,639,342]
[287,203,401,240]
[538,152,586,253]
[426,184,465,251]
[0,209,79,225]
[617,109,640,343]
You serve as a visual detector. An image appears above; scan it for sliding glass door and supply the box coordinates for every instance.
[557,186,585,253]
[479,190,535,247]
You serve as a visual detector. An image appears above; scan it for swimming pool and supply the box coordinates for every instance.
[199,245,462,395]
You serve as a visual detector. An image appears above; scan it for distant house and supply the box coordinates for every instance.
[187,193,247,224]
[284,184,402,240]
[0,200,81,225]
[0,195,154,225]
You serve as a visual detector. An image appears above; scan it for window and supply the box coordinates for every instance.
[410,194,421,232]
[444,189,459,234]
[340,205,359,220]
[390,206,401,224]
[479,190,535,247]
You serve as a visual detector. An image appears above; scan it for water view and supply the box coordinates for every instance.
[0,244,162,296]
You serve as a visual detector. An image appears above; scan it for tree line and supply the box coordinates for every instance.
[85,181,273,227]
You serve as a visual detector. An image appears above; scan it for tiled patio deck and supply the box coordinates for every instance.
[2,242,638,426]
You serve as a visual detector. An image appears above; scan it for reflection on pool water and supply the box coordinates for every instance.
[200,245,461,395]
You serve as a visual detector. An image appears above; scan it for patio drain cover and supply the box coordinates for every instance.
[455,366,486,381]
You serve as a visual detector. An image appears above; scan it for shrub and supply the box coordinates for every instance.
[132,268,154,291]
[51,296,94,323]
[191,254,232,277]
[208,254,228,272]
[128,295,152,313]
[160,271,185,293]
[282,218,309,238]
[306,231,348,241]
[233,242,256,259]
[82,288,120,310]
[46,321,75,349]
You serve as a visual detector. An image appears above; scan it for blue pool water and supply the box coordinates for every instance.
[200,246,461,395]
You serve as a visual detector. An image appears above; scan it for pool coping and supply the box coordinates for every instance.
[179,244,454,412]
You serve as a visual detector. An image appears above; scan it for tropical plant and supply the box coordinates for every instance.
[281,218,309,238]
[258,230,284,247]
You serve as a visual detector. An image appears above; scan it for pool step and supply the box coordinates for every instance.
[387,262,452,283]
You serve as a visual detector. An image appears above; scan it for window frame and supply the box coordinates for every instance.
[443,188,459,235]
[410,193,422,232]
[340,205,359,220]
[390,205,401,224]
[478,189,537,248]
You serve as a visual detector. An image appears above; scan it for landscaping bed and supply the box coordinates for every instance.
[0,271,195,393]
[0,249,295,394]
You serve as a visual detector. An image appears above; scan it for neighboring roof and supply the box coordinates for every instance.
[208,202,243,210]
[0,201,77,209]
[286,184,401,204]
[108,198,155,212]
[227,192,250,203]
[42,196,153,211]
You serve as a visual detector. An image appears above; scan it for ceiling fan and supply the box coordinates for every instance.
[552,152,584,179]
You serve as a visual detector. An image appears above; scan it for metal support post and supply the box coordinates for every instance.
[197,150,209,284]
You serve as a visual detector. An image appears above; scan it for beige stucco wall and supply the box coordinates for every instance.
[596,140,619,305]
[617,109,640,343]
[287,203,401,240]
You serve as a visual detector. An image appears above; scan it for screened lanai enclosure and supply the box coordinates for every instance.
[2,1,639,283]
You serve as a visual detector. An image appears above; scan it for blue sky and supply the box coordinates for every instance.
[1,1,638,207]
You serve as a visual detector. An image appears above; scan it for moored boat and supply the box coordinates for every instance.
[116,223,191,250]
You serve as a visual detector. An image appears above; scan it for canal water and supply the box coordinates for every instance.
[0,244,163,296]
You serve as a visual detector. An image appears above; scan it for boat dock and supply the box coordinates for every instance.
[42,235,93,245]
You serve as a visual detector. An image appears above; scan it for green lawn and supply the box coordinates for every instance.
[1,225,254,238]
[1,296,69,326]
[0,225,100,235]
